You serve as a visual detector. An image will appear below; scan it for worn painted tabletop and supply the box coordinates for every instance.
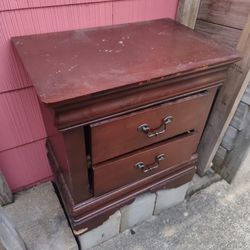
[12,18,239,105]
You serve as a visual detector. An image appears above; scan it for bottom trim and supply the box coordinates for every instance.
[50,153,196,232]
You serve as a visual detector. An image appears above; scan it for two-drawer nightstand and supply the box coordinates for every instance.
[12,18,239,232]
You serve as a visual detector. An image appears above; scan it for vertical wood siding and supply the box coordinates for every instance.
[0,0,178,191]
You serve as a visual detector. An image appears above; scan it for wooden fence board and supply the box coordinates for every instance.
[197,14,250,175]
[176,0,201,29]
[198,0,250,30]
[195,19,241,48]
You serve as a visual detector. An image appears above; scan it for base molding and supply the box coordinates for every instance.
[52,157,196,232]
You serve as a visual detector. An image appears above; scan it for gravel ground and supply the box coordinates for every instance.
[92,153,250,250]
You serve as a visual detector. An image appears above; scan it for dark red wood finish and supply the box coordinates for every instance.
[91,88,216,164]
[12,19,238,106]
[93,132,199,196]
[11,19,240,232]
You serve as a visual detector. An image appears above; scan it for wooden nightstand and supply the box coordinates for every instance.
[12,18,239,233]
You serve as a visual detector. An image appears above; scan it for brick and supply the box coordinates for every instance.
[78,211,121,250]
[120,193,156,232]
[154,183,189,215]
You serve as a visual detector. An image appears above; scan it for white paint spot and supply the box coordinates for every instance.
[68,64,78,72]
[183,212,189,217]
[55,70,61,74]
[158,31,166,35]
[15,41,23,45]
[118,40,124,45]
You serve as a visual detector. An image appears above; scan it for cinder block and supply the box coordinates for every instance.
[78,210,121,250]
[213,145,227,167]
[120,193,156,232]
[231,102,249,131]
[154,183,189,215]
[221,125,238,151]
[241,84,250,105]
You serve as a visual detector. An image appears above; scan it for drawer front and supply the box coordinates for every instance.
[91,88,216,164]
[93,132,199,196]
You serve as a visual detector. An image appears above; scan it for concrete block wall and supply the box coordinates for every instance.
[77,183,189,250]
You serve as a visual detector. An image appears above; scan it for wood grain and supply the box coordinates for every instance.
[195,20,241,48]
[198,0,250,30]
[198,14,250,175]
[176,0,201,29]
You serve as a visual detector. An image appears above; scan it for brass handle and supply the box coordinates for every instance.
[135,153,165,173]
[137,116,173,138]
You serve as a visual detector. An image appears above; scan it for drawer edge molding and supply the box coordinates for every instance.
[54,66,227,129]
[90,88,216,164]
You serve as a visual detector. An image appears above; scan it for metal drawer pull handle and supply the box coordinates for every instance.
[135,153,165,173]
[137,116,173,138]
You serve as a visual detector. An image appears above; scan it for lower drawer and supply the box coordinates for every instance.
[93,131,199,196]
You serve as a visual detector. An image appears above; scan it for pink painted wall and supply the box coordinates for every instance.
[0,0,178,192]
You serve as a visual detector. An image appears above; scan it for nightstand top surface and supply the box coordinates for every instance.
[12,18,239,105]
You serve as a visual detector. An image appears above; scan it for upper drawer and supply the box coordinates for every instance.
[90,88,216,164]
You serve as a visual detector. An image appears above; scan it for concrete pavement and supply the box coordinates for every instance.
[92,152,250,250]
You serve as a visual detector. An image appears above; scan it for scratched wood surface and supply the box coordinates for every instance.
[0,0,178,190]
[13,19,238,105]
